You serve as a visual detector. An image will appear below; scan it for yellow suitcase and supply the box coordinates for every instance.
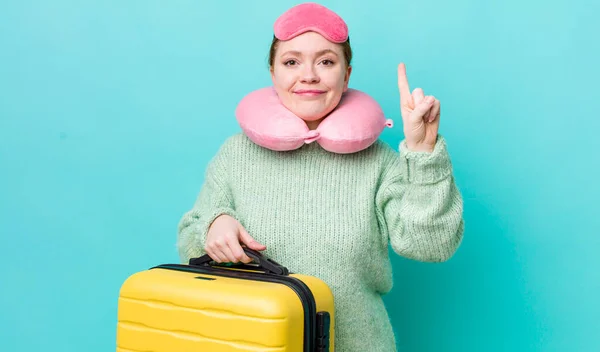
[116,248,335,352]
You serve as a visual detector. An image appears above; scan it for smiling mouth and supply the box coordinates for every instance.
[294,90,326,96]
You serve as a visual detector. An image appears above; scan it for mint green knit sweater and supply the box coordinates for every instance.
[177,132,464,351]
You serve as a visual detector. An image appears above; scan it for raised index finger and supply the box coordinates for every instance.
[397,63,411,104]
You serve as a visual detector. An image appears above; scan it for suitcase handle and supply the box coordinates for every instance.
[189,248,290,275]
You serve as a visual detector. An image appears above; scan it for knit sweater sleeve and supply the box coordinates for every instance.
[375,135,465,262]
[176,141,237,264]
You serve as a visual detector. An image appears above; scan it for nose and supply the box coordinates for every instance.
[300,65,320,84]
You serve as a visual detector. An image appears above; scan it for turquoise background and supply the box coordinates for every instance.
[1,0,598,351]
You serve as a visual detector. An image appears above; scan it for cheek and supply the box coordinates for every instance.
[272,74,294,106]
[272,69,295,89]
[321,68,347,89]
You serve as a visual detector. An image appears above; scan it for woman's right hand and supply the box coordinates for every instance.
[204,214,267,263]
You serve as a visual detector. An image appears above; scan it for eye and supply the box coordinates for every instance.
[284,59,297,66]
[321,59,335,66]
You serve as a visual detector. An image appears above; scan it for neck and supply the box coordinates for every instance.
[305,118,324,130]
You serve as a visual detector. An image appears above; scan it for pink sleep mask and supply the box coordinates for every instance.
[273,3,348,43]
[235,87,393,154]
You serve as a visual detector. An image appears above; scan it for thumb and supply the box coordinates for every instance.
[238,226,266,250]
[410,96,435,122]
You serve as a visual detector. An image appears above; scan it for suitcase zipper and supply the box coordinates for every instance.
[151,264,318,352]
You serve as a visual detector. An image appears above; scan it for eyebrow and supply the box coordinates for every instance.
[280,49,339,57]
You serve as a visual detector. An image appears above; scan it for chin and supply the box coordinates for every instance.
[293,105,335,122]
[296,111,328,122]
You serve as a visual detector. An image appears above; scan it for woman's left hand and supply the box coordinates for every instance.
[397,63,440,153]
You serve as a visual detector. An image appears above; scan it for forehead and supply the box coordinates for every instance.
[276,31,342,55]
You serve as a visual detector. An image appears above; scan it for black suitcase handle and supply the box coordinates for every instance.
[189,247,289,275]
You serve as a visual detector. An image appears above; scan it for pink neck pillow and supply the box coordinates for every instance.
[235,87,393,154]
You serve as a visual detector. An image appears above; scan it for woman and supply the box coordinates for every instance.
[177,3,464,351]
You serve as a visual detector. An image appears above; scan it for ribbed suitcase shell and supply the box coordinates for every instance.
[116,260,335,352]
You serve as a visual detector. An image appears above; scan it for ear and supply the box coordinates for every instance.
[270,66,275,84]
[343,65,352,92]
